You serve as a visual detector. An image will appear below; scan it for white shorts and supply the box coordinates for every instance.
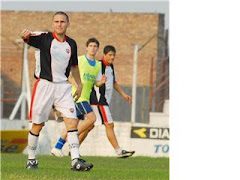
[91,105,113,126]
[30,79,77,124]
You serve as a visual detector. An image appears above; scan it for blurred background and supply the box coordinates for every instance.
[1,0,169,157]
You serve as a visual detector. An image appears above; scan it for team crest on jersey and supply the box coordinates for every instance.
[66,49,70,54]
[70,108,74,113]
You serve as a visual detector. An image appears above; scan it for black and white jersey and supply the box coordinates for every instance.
[90,59,116,106]
[32,31,45,79]
[25,31,78,82]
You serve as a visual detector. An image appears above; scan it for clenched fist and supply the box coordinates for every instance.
[20,29,31,39]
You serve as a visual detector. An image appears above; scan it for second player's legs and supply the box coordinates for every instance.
[74,102,96,145]
[61,129,68,140]
[105,123,119,149]
[77,113,95,134]
[96,105,135,157]
[104,122,135,158]
[78,122,94,145]
[95,105,120,149]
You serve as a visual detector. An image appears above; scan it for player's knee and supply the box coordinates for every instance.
[33,123,44,128]
[32,123,45,134]
[64,118,78,130]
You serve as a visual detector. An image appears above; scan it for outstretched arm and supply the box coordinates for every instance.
[20,29,45,48]
[114,82,132,103]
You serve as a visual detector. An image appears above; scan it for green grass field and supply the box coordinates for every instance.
[1,153,169,180]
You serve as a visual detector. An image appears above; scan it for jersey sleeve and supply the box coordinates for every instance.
[71,40,78,66]
[24,33,46,49]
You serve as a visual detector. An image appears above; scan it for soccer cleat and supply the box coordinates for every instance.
[26,159,38,169]
[51,148,64,157]
[79,158,90,166]
[71,158,94,171]
[118,150,135,158]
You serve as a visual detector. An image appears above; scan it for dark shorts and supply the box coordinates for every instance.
[75,101,93,120]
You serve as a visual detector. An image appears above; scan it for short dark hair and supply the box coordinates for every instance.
[53,11,69,23]
[103,45,116,55]
[86,38,100,47]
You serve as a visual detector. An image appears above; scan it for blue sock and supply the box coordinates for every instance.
[55,137,66,150]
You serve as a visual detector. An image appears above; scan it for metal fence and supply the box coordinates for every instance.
[110,86,150,123]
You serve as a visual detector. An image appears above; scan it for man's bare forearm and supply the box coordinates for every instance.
[114,82,132,103]
[68,73,78,87]
[114,82,126,97]
[71,66,81,85]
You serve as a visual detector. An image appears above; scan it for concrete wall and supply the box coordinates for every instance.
[1,100,169,157]
[1,118,169,157]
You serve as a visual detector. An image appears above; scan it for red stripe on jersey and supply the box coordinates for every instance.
[102,58,109,66]
[29,78,41,121]
[99,105,108,124]
[52,32,66,42]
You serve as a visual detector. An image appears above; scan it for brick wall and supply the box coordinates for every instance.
[1,11,165,117]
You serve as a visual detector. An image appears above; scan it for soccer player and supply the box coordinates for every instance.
[21,11,93,171]
[51,38,106,157]
[89,45,135,158]
[65,45,135,158]
[32,30,49,79]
